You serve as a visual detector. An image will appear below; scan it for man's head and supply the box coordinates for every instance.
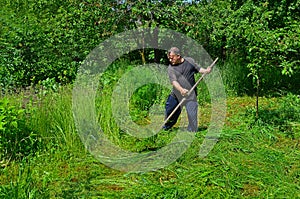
[168,47,182,65]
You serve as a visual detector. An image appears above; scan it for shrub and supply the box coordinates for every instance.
[0,98,39,162]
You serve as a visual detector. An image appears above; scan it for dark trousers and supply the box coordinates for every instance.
[163,95,198,132]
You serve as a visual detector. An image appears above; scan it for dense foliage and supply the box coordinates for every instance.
[0,0,299,95]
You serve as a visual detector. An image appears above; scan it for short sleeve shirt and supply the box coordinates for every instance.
[167,57,201,101]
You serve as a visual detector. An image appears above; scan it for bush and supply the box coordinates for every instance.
[0,98,39,162]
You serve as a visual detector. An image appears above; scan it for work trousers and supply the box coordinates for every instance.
[163,95,198,132]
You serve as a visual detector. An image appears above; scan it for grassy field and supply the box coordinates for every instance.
[0,85,299,198]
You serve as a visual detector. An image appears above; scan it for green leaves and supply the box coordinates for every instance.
[0,0,298,95]
[1,0,111,89]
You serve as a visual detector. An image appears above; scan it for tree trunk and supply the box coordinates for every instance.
[139,49,146,65]
[256,75,259,120]
[153,27,160,64]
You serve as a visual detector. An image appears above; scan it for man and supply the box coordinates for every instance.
[163,47,211,132]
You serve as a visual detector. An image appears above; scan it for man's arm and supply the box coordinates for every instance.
[184,57,211,74]
[168,66,188,96]
[172,81,188,96]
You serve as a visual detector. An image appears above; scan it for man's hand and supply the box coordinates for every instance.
[180,88,189,96]
[172,81,188,96]
[205,67,212,74]
[199,67,212,74]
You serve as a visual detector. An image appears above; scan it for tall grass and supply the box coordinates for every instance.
[96,60,173,151]
[219,56,253,96]
[28,86,81,150]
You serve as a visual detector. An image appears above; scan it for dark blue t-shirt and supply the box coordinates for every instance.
[167,57,201,101]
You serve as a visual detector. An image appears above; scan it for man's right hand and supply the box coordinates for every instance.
[180,88,189,96]
[172,81,188,96]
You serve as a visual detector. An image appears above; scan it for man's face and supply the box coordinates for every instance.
[168,52,181,65]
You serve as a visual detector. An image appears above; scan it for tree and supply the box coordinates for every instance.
[224,0,300,117]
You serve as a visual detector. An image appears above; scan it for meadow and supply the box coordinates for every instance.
[0,61,299,199]
[1,1,299,198]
